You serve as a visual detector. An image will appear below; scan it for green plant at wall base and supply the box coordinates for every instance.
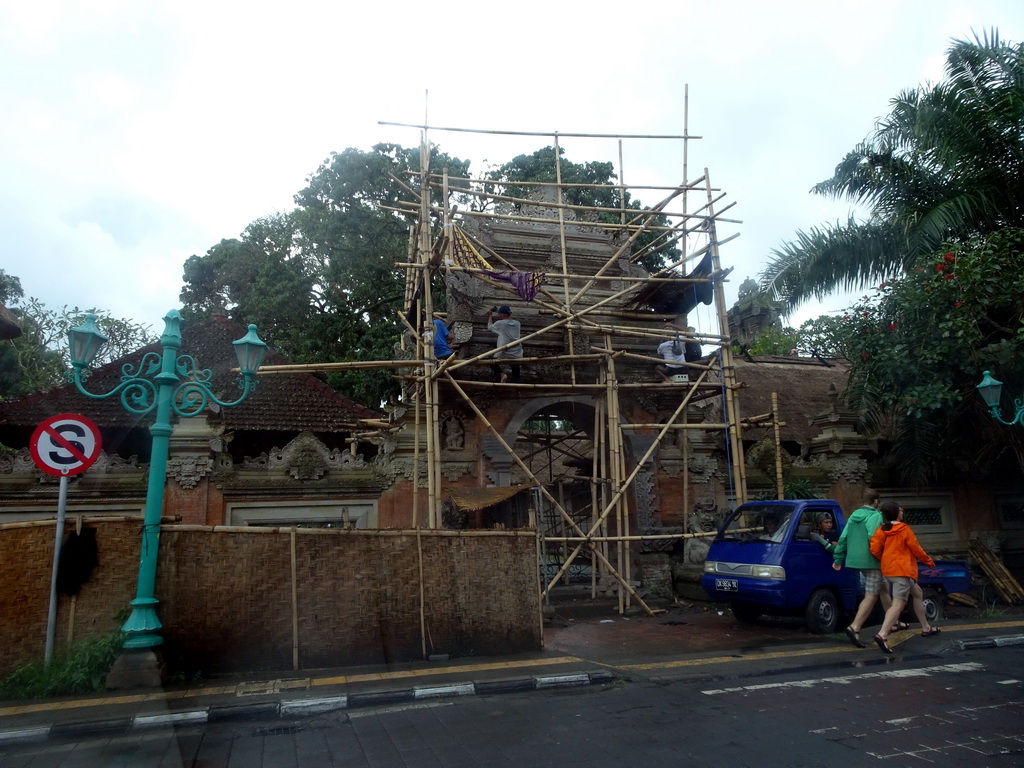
[0,631,125,699]
[753,479,824,501]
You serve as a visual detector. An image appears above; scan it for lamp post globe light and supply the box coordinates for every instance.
[976,370,1024,427]
[68,309,266,657]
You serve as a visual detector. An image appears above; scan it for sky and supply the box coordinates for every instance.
[3,0,1024,341]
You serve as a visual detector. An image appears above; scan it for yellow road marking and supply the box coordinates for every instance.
[2,622,1021,718]
[618,620,1024,672]
[311,656,583,687]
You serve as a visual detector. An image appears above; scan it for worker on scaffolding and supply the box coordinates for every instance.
[486,305,522,383]
[656,322,702,382]
[432,317,455,360]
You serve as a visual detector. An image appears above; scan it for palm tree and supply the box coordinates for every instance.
[760,30,1024,312]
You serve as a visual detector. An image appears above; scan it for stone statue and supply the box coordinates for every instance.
[444,414,465,450]
[683,500,722,565]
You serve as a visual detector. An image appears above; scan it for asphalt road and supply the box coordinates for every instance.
[2,643,1021,767]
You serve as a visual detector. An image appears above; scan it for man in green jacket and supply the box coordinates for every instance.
[832,488,896,647]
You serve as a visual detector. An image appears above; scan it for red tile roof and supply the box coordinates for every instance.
[0,315,379,431]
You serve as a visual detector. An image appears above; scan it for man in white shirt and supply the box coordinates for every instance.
[486,305,522,383]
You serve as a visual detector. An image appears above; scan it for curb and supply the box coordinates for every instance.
[956,634,1024,650]
[0,670,620,745]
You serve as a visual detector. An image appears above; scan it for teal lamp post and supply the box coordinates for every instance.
[68,310,266,651]
[976,370,1024,427]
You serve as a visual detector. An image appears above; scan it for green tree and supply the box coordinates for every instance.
[760,31,1024,312]
[0,294,155,400]
[829,229,1024,482]
[181,143,471,407]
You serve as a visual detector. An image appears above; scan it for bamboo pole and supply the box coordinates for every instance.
[290,527,299,671]
[704,169,747,504]
[606,343,627,613]
[418,170,718,194]
[384,201,741,232]
[379,119,697,140]
[417,527,428,658]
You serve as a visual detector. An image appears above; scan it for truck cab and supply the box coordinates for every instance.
[700,499,859,633]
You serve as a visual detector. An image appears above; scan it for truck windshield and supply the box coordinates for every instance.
[718,503,796,543]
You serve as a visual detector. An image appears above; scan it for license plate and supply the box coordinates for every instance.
[716,578,738,592]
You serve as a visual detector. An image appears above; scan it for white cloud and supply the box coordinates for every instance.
[2,0,1023,337]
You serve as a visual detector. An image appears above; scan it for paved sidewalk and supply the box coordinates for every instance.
[2,604,1023,746]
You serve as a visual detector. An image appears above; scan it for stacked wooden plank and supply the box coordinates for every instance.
[968,539,1024,605]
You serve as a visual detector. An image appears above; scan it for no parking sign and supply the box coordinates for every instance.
[29,414,102,477]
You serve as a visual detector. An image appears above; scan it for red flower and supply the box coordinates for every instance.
[889,323,897,330]
[935,264,945,271]
[861,353,870,360]
[954,301,962,307]
[945,274,955,280]
[944,253,956,263]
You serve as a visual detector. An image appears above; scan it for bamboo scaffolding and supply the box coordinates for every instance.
[443,370,656,615]
[356,118,750,624]
[384,201,741,232]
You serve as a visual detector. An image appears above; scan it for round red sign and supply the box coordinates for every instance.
[29,414,103,477]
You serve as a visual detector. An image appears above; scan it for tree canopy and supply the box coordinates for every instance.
[180,142,678,407]
[760,31,1024,312]
[0,279,155,401]
[180,143,471,407]
[838,230,1024,482]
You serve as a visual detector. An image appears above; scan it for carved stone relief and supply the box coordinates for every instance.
[167,455,214,490]
[440,410,466,451]
[241,431,366,481]
[791,455,870,484]
[0,448,43,474]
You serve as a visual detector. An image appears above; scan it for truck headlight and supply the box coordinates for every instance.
[704,561,719,573]
[751,565,786,580]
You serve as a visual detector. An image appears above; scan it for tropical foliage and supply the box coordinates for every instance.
[0,271,154,401]
[837,230,1024,482]
[180,143,680,407]
[180,144,472,407]
[760,31,1024,312]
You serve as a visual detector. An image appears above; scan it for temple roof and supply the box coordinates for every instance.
[731,355,853,445]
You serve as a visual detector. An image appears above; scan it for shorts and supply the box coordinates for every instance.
[860,568,883,595]
[886,576,918,601]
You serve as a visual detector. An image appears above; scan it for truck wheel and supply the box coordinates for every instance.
[731,602,761,623]
[805,589,839,634]
[921,588,943,624]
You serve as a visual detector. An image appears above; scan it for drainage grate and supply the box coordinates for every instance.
[252,725,304,737]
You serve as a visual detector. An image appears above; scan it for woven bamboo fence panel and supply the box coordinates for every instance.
[1,522,541,678]
[0,520,139,678]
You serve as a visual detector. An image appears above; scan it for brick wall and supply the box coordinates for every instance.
[0,521,541,678]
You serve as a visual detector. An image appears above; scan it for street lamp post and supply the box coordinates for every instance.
[976,370,1024,427]
[68,309,266,659]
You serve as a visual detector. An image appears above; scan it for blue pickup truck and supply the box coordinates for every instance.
[700,499,971,633]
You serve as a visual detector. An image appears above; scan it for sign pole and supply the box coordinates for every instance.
[44,472,70,668]
[30,414,101,668]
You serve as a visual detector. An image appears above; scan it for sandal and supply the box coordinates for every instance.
[920,627,942,637]
[873,634,894,655]
[845,626,866,648]
[891,621,910,632]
